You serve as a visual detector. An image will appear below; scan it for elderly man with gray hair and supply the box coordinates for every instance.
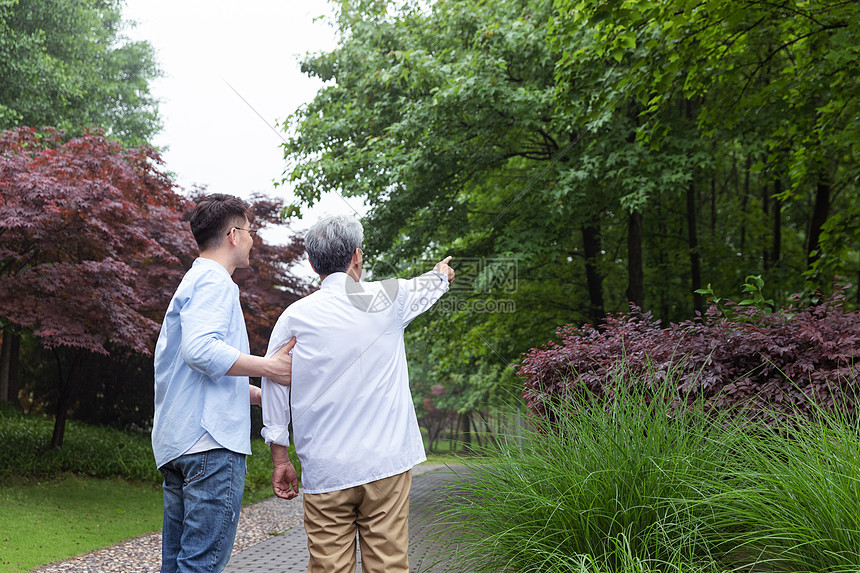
[260,214,454,573]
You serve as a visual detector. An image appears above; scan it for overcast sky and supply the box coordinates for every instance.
[122,0,365,266]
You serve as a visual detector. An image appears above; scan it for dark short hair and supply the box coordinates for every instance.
[189,194,251,251]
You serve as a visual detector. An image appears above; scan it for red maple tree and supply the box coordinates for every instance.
[0,127,193,445]
[1,127,310,446]
[232,192,311,356]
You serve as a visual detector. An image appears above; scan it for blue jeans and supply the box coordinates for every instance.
[159,449,246,573]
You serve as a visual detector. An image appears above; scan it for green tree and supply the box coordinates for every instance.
[0,0,160,145]
[281,0,859,419]
[552,0,860,299]
[283,0,613,421]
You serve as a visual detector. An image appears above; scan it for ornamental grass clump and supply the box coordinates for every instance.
[438,371,860,572]
[439,290,860,572]
[438,372,741,573]
[705,386,860,572]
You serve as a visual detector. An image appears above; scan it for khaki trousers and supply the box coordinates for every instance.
[303,470,412,573]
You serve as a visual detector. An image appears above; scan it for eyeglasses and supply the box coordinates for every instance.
[358,247,364,256]
[230,227,258,236]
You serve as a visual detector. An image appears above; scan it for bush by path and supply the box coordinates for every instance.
[519,290,860,423]
[440,376,860,572]
[0,402,297,497]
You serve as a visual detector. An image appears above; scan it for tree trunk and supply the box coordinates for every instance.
[656,196,669,324]
[686,183,703,316]
[807,174,832,269]
[0,331,10,402]
[49,349,87,449]
[582,223,605,326]
[426,414,444,451]
[740,156,751,254]
[473,415,483,448]
[626,210,644,309]
[773,178,782,268]
[0,330,21,403]
[51,395,71,448]
[710,175,717,232]
[762,182,771,269]
[458,412,472,453]
[479,411,496,448]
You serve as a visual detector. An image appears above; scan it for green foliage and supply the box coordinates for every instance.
[283,0,859,434]
[0,0,161,145]
[440,372,860,572]
[0,404,160,482]
[439,378,741,572]
[696,274,775,318]
[287,0,858,301]
[287,0,600,424]
[554,0,860,292]
[0,405,299,497]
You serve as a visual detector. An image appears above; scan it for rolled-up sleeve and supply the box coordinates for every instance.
[179,276,242,380]
[261,374,291,446]
[261,313,293,446]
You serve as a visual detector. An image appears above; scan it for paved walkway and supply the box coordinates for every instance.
[224,465,464,573]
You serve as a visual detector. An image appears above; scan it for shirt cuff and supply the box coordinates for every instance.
[261,425,291,447]
[206,345,242,380]
[429,270,449,289]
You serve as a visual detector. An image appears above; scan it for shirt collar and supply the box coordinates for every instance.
[193,257,232,278]
[320,272,355,291]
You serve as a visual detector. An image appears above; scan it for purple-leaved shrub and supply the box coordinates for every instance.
[518,290,860,422]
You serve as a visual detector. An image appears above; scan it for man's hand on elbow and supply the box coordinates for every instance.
[266,337,296,386]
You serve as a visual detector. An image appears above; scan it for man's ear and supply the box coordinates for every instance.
[348,248,363,273]
[225,227,238,247]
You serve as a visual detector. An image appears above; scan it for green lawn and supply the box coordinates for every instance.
[0,404,472,571]
[0,451,459,571]
[0,475,163,572]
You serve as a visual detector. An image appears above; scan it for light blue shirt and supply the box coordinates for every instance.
[152,257,251,469]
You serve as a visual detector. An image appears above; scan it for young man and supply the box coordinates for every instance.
[152,194,294,573]
[261,214,455,573]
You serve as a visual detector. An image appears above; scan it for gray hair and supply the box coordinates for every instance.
[305,215,364,276]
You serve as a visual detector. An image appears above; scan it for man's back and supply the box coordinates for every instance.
[262,270,449,494]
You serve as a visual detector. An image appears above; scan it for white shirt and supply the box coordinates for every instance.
[261,270,449,494]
